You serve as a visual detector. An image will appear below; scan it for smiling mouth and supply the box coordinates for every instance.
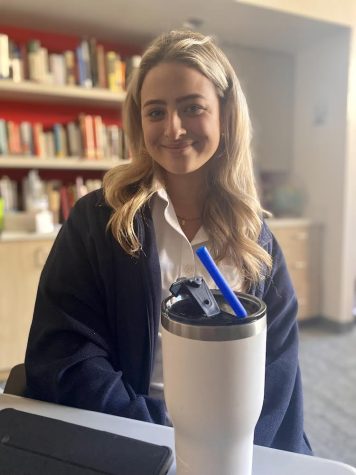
[162,142,194,150]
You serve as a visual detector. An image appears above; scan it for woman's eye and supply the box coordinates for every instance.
[184,104,206,115]
[147,109,165,120]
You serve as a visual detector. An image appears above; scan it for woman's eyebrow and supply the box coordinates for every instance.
[176,94,205,103]
[142,99,165,108]
[142,94,206,109]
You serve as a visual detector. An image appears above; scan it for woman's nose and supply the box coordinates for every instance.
[164,111,186,139]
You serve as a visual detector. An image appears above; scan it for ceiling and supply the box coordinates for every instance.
[0,0,348,53]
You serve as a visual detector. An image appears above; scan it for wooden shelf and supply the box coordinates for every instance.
[0,156,130,170]
[0,80,126,108]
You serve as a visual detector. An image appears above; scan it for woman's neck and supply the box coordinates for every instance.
[164,171,206,219]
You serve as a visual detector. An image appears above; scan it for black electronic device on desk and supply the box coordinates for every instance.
[0,408,173,474]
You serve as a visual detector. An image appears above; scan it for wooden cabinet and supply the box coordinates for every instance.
[0,238,53,375]
[268,219,321,321]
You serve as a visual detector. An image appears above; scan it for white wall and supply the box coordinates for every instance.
[223,32,353,324]
[223,44,294,172]
[293,31,351,322]
[341,29,356,322]
[238,0,356,27]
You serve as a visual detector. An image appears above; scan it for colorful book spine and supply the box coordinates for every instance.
[107,124,120,158]
[76,40,93,88]
[96,44,107,88]
[64,50,76,85]
[47,186,61,224]
[79,114,95,159]
[93,115,104,159]
[0,119,8,155]
[20,122,33,155]
[67,121,82,156]
[53,123,68,157]
[89,37,98,87]
[44,131,55,158]
[7,121,22,155]
[59,185,70,221]
[106,51,119,92]
[33,122,45,157]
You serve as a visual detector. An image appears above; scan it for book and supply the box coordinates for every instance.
[38,46,50,83]
[20,43,28,80]
[96,44,107,88]
[53,123,66,157]
[33,123,45,157]
[77,40,93,88]
[0,34,10,79]
[49,53,66,85]
[79,114,95,159]
[7,121,22,155]
[0,119,8,155]
[89,37,98,87]
[101,123,109,158]
[59,185,70,221]
[9,40,23,82]
[27,39,42,82]
[106,51,119,92]
[93,115,104,159]
[64,50,76,85]
[44,130,55,158]
[20,122,33,155]
[67,121,82,156]
[47,182,61,224]
[107,124,121,158]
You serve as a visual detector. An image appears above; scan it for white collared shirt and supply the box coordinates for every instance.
[149,188,241,397]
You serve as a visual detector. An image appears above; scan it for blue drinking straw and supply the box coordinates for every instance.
[196,246,248,318]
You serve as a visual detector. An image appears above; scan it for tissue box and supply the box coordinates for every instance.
[3,211,37,232]
[3,211,54,234]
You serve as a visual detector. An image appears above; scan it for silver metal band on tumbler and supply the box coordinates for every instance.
[161,293,266,341]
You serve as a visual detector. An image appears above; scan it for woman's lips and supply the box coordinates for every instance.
[162,142,194,150]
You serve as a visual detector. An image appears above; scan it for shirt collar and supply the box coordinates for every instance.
[154,187,208,245]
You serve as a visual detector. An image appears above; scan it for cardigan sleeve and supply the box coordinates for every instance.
[254,233,313,455]
[24,197,167,426]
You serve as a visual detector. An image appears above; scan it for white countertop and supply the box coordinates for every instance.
[0,218,314,242]
[266,217,313,228]
[0,229,59,242]
[0,394,355,475]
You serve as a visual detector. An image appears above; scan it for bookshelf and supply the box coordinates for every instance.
[0,24,142,224]
[0,79,126,108]
[0,24,140,375]
[0,80,126,108]
[0,156,129,170]
[0,79,128,173]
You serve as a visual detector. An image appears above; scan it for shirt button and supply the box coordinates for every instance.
[183,264,194,275]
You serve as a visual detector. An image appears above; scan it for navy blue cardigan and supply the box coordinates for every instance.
[25,189,312,455]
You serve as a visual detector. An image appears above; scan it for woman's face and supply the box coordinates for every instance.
[140,62,221,176]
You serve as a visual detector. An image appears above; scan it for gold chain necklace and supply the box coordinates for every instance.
[176,215,201,226]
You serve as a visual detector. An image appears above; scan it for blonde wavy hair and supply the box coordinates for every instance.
[103,30,272,289]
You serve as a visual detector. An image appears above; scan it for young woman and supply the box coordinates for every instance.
[25,30,312,454]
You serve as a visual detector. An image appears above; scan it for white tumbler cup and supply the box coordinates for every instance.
[161,291,266,475]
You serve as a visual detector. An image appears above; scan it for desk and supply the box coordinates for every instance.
[0,394,355,475]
